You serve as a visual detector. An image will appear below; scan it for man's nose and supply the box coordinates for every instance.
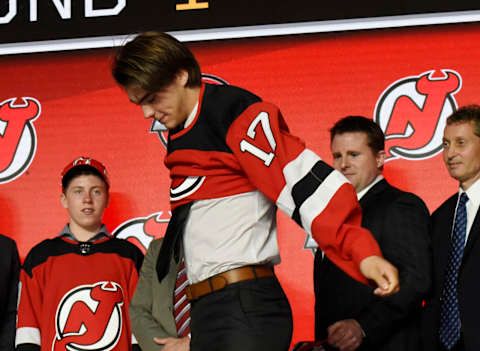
[445,145,457,159]
[83,193,92,203]
[340,157,350,170]
[142,104,155,119]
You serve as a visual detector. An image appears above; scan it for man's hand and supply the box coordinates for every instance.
[359,255,399,296]
[153,336,190,351]
[327,319,364,351]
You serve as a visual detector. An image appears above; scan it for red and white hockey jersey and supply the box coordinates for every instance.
[165,83,381,284]
[16,235,143,351]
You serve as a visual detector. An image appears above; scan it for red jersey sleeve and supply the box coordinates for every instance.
[225,101,382,284]
[16,267,42,349]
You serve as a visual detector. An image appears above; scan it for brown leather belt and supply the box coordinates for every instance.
[185,264,274,301]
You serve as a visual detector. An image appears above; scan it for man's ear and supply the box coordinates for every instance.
[177,70,189,86]
[377,150,386,169]
[60,192,68,209]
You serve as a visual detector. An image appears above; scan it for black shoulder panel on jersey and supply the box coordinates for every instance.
[0,233,15,247]
[22,237,144,278]
[22,238,76,278]
[203,84,262,132]
[16,343,40,351]
[98,238,144,272]
[168,83,261,154]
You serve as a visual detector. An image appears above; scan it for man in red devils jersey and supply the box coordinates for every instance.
[15,157,144,351]
[111,32,399,351]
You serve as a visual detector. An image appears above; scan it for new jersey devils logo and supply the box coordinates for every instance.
[0,97,41,183]
[53,282,124,351]
[113,212,171,252]
[150,73,228,148]
[374,69,461,161]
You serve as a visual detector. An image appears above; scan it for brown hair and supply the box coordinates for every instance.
[446,105,480,137]
[112,32,202,93]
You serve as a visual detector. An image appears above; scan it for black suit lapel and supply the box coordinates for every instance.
[463,207,480,262]
[359,179,389,209]
[437,196,457,280]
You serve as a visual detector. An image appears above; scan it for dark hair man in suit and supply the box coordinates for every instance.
[423,105,480,351]
[314,116,431,351]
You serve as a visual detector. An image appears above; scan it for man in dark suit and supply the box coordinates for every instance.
[423,105,480,351]
[0,233,20,351]
[314,116,431,351]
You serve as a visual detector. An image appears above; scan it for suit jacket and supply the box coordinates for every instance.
[129,238,182,351]
[423,192,480,351]
[0,234,20,351]
[314,179,431,351]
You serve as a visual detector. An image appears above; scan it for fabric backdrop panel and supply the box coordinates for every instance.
[1,22,478,344]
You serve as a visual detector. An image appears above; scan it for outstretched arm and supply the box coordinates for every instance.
[226,101,398,294]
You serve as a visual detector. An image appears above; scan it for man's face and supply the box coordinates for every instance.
[443,121,480,190]
[331,132,384,193]
[125,70,189,130]
[61,174,109,234]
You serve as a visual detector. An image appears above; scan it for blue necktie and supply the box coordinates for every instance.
[439,192,469,350]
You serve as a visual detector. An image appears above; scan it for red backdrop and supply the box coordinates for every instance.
[1,22,479,344]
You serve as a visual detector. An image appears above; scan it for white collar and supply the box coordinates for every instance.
[184,102,199,128]
[460,177,480,207]
[357,174,384,200]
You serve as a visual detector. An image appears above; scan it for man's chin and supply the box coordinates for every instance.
[447,170,462,181]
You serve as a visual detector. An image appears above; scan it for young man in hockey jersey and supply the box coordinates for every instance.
[111,31,399,351]
[15,156,144,351]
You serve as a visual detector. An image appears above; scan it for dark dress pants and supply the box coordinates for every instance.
[190,276,293,351]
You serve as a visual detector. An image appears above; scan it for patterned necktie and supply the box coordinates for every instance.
[174,259,191,337]
[439,192,468,350]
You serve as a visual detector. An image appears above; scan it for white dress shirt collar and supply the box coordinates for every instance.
[461,177,480,209]
[357,174,384,200]
[459,178,480,239]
